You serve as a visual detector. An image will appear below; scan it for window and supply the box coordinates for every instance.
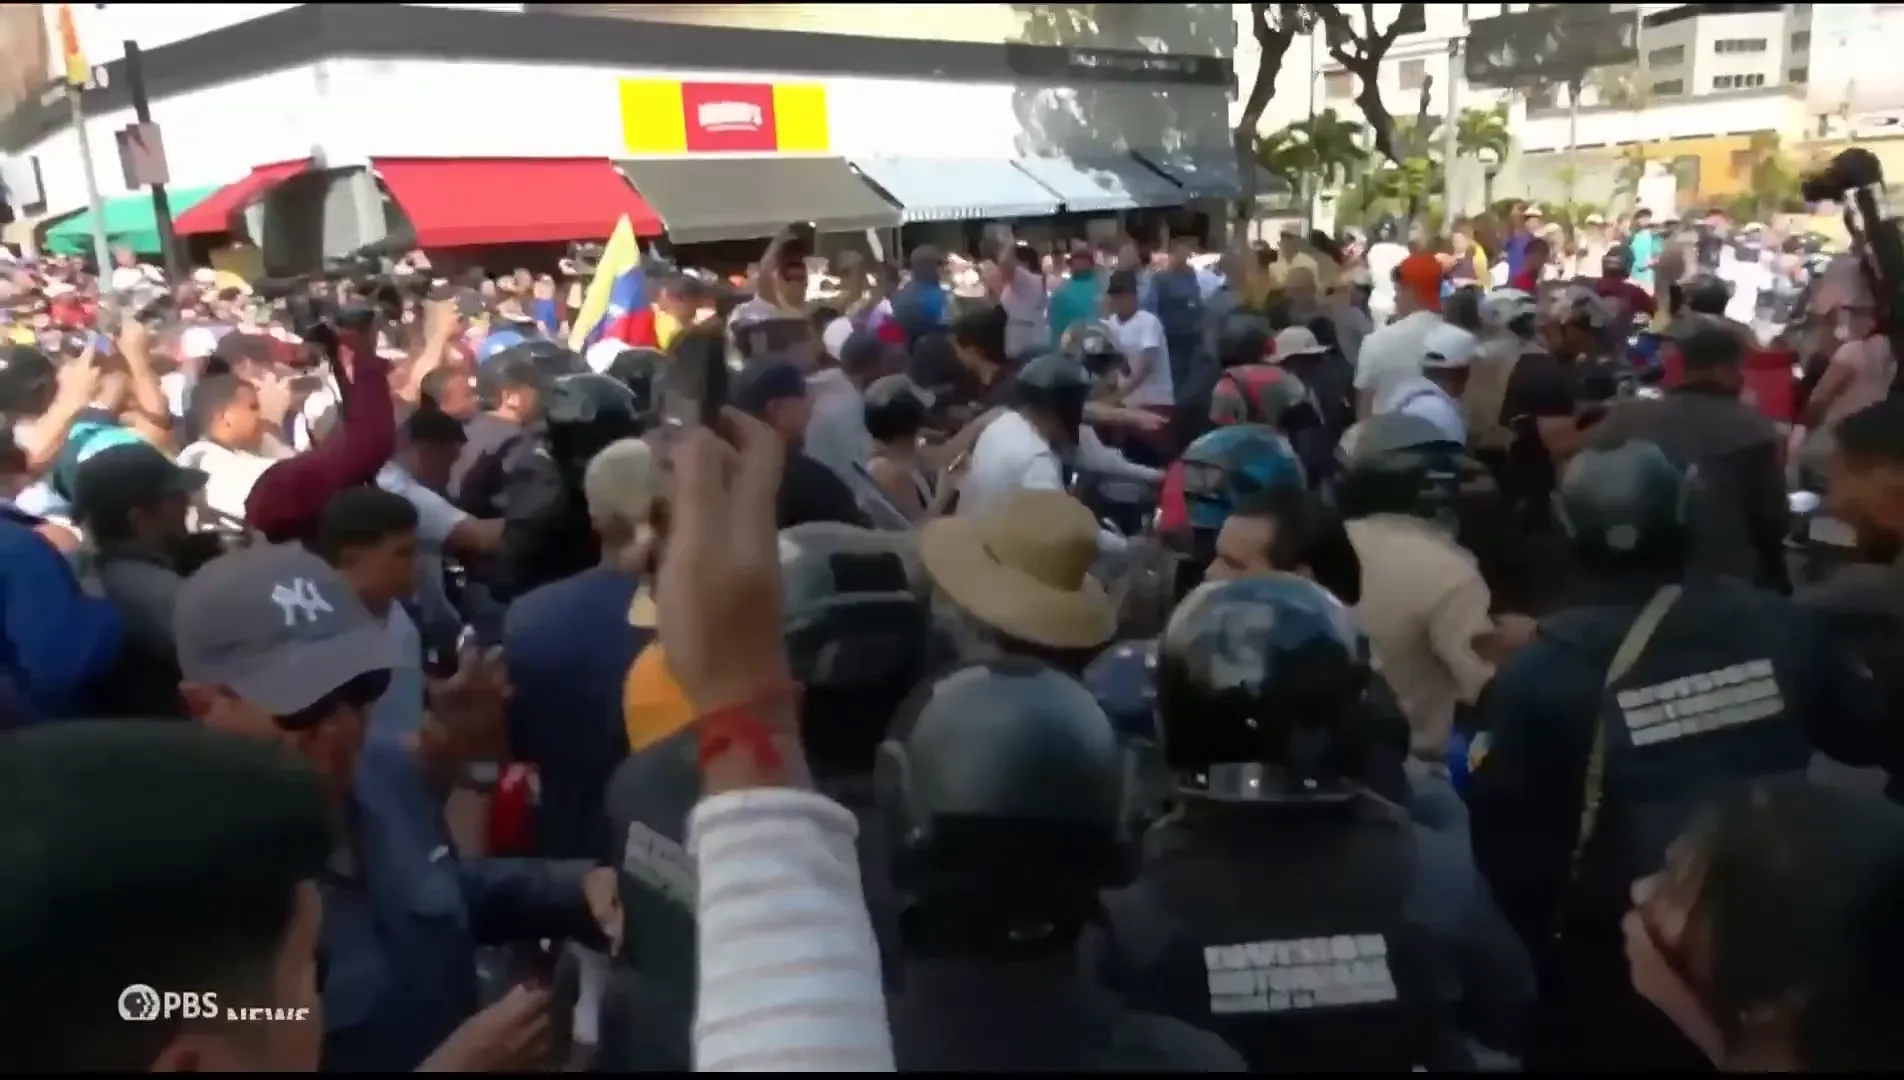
[1711,73,1767,90]
[1648,45,1686,67]
[1788,67,1809,84]
[1652,79,1685,96]
[1398,58,1427,90]
[1713,38,1768,54]
[1791,31,1811,49]
[1323,70,1354,98]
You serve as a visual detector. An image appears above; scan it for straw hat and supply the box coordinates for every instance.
[918,489,1116,650]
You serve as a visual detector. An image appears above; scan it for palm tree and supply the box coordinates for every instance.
[1455,104,1512,162]
[1256,109,1365,192]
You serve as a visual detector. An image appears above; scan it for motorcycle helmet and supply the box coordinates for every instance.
[1014,352,1092,438]
[1480,288,1539,340]
[1065,319,1125,379]
[1555,437,1690,574]
[600,347,666,422]
[1156,573,1369,799]
[1178,424,1306,534]
[1336,412,1466,530]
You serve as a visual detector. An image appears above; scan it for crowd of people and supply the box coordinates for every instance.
[3,194,1904,1073]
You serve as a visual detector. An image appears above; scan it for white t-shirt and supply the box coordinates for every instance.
[1375,376,1468,445]
[1354,311,1445,402]
[1365,242,1410,313]
[959,410,1066,518]
[377,463,468,625]
[999,265,1050,359]
[1108,308,1174,407]
[176,440,284,529]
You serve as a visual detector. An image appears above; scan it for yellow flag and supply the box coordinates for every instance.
[56,4,88,88]
[566,214,643,352]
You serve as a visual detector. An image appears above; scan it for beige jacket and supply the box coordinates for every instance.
[1346,514,1496,757]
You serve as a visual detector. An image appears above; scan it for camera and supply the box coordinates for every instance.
[1799,148,1904,394]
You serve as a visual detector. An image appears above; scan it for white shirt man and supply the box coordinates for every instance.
[960,410,1153,552]
[1373,322,1477,445]
[176,438,288,529]
[376,462,469,633]
[1355,307,1444,419]
[1365,240,1410,324]
[1108,306,1174,407]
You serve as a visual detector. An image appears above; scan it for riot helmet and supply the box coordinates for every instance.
[1064,319,1125,379]
[877,658,1131,948]
[543,373,646,474]
[1683,273,1734,316]
[1014,352,1092,442]
[1554,438,1690,574]
[1082,638,1171,829]
[1156,574,1370,800]
[1179,424,1306,535]
[780,524,933,778]
[1335,412,1465,530]
[601,346,666,422]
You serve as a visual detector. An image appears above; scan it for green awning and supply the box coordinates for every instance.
[43,185,222,256]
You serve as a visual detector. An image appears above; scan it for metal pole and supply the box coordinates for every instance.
[124,40,181,280]
[66,83,115,327]
[1565,78,1582,208]
[1442,39,1460,223]
[1304,31,1318,228]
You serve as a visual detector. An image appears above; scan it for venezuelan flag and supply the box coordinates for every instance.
[567,214,651,353]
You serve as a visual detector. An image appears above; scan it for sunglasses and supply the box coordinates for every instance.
[273,669,391,731]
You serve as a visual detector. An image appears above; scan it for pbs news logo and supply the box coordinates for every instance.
[117,984,310,1024]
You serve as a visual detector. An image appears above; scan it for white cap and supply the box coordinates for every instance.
[1421,323,1478,370]
[180,325,222,361]
[1271,325,1326,359]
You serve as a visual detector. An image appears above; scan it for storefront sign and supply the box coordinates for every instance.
[1002,44,1230,87]
[620,78,829,154]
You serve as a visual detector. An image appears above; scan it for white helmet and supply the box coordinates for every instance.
[1480,288,1539,337]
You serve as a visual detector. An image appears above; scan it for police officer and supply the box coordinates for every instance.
[879,656,1244,1071]
[1589,317,1790,592]
[1082,640,1170,831]
[493,370,644,602]
[1467,438,1885,1070]
[599,346,666,421]
[459,339,590,518]
[1092,574,1534,1071]
[597,524,931,1070]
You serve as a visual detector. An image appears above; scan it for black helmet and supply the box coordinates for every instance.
[1602,245,1635,277]
[543,373,645,472]
[1081,638,1172,828]
[1156,574,1369,799]
[1554,438,1689,572]
[781,524,933,777]
[877,658,1131,923]
[601,347,666,421]
[1014,352,1091,437]
[1215,312,1274,369]
[1683,272,1733,316]
[780,524,930,693]
[1065,319,1124,378]
[1336,412,1465,529]
[515,338,590,378]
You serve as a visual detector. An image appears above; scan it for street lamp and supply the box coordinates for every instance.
[1478,147,1503,209]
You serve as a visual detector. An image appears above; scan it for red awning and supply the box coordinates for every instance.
[372,157,663,247]
[173,159,312,236]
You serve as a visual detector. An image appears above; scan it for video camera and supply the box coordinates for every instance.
[1799,148,1904,393]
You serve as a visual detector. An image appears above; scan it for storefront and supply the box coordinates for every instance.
[2,4,1259,267]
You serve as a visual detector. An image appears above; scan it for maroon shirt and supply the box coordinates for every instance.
[245,329,396,542]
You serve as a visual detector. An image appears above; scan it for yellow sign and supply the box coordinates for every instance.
[621,78,830,155]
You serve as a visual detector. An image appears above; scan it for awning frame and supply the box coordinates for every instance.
[1008,153,1185,215]
[846,156,1063,224]
[615,156,900,244]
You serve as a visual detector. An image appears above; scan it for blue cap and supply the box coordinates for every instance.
[477,329,527,364]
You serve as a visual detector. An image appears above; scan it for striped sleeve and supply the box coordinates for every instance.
[687,788,894,1073]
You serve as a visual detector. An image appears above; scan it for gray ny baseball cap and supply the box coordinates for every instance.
[173,544,394,715]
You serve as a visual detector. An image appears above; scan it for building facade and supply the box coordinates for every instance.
[2,3,1240,266]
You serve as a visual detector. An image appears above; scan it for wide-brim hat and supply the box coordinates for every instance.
[918,489,1116,650]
